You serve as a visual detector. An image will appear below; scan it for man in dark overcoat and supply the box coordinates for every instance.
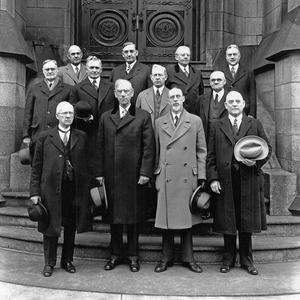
[30,101,92,277]
[166,46,204,115]
[95,79,155,272]
[195,71,228,141]
[110,42,151,105]
[207,91,271,275]
[23,59,72,157]
[69,56,115,169]
[214,44,256,117]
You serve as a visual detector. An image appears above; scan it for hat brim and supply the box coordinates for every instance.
[234,135,269,161]
[189,185,211,215]
[28,202,48,222]
[90,181,108,210]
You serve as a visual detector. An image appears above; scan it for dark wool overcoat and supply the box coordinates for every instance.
[23,80,72,143]
[30,127,92,236]
[94,105,155,224]
[206,116,271,234]
[166,64,204,115]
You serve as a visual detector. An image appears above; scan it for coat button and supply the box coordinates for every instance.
[184,163,187,166]
[47,111,50,115]
[59,155,63,158]
[184,179,188,183]
[184,146,187,150]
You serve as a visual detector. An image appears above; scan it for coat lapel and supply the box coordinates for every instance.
[126,62,141,80]
[232,65,246,84]
[159,87,169,114]
[161,113,174,138]
[167,110,191,146]
[98,80,110,109]
[80,78,98,100]
[70,130,79,151]
[220,117,235,145]
[203,92,212,121]
[49,81,64,99]
[174,65,189,85]
[144,89,155,113]
[238,115,252,138]
[39,80,50,96]
[49,128,64,153]
[117,112,135,130]
[78,64,87,81]
[65,64,78,83]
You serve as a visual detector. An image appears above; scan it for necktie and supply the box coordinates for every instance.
[59,129,70,146]
[126,64,131,74]
[93,79,98,90]
[174,115,179,127]
[231,66,235,78]
[155,89,161,119]
[48,82,52,90]
[233,118,239,134]
[214,93,219,104]
[183,67,189,77]
[75,66,79,79]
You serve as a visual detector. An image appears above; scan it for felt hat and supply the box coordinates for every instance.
[75,101,93,120]
[234,135,269,161]
[90,181,108,211]
[28,202,48,223]
[189,185,211,215]
[19,143,31,165]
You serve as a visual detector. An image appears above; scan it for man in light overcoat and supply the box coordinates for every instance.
[154,87,207,273]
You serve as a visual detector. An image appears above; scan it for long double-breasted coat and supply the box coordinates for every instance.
[58,63,87,86]
[94,105,155,224]
[30,127,92,236]
[206,115,271,234]
[166,64,204,115]
[154,110,207,229]
[23,80,72,144]
[110,62,151,105]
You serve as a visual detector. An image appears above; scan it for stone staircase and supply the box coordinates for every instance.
[1,192,300,264]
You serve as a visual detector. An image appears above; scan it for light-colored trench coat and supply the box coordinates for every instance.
[154,109,207,229]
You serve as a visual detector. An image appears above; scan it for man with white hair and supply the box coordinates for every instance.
[58,45,87,85]
[23,59,72,157]
[166,45,204,114]
[136,64,170,127]
[195,70,228,140]
[30,101,92,277]
[207,91,271,275]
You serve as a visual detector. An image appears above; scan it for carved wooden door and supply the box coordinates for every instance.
[79,0,193,62]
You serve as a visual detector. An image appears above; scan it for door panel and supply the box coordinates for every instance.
[79,0,194,62]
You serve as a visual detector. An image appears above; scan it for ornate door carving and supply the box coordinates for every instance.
[79,0,193,62]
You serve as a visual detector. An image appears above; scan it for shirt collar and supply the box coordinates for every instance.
[229,64,239,72]
[71,64,80,72]
[126,61,136,69]
[153,86,164,95]
[171,111,181,120]
[88,77,100,85]
[228,113,243,126]
[58,124,71,132]
[178,64,189,73]
[213,89,225,101]
[119,103,131,113]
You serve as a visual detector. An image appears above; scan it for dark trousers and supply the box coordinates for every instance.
[43,178,76,267]
[223,167,254,267]
[43,223,76,267]
[110,224,139,261]
[161,229,194,263]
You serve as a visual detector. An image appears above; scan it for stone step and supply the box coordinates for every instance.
[1,206,300,236]
[0,225,300,263]
[0,191,31,207]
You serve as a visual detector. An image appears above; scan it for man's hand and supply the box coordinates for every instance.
[23,137,31,144]
[138,175,150,185]
[96,177,104,185]
[240,158,256,167]
[30,195,41,205]
[210,180,221,194]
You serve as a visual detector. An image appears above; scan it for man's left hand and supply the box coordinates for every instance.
[138,176,150,185]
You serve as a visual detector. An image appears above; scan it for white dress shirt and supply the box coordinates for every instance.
[71,64,81,73]
[228,114,242,129]
[213,89,225,102]
[58,125,70,143]
[89,77,100,88]
[119,103,131,118]
[179,64,189,75]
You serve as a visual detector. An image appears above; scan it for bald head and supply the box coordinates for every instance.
[175,46,191,67]
[67,45,83,65]
[225,91,245,117]
[56,101,74,115]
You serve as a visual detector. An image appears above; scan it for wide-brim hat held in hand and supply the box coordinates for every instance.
[90,180,108,211]
[19,142,31,165]
[189,185,211,216]
[234,135,268,161]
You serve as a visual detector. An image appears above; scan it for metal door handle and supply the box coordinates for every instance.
[132,12,137,31]
[138,12,144,32]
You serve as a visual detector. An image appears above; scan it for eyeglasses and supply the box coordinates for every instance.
[115,89,132,94]
[58,112,74,116]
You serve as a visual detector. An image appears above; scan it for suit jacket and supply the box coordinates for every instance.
[196,90,228,140]
[69,77,115,167]
[23,80,72,143]
[216,63,256,117]
[206,115,271,234]
[136,86,170,127]
[30,127,92,236]
[166,64,204,115]
[94,105,155,224]
[58,63,87,86]
[110,62,151,105]
[154,109,207,229]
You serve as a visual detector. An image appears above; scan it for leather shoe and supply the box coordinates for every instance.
[154,261,173,273]
[182,262,203,273]
[42,265,53,277]
[60,261,76,273]
[104,258,120,271]
[241,265,258,275]
[220,265,231,273]
[129,260,140,272]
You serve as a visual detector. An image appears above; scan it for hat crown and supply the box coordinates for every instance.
[239,142,263,158]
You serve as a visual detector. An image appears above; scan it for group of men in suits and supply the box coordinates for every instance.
[24,41,271,277]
